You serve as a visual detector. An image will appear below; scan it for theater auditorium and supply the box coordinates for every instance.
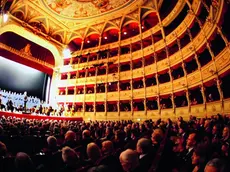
[0,0,230,171]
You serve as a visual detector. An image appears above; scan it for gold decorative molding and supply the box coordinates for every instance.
[0,42,54,68]
[0,23,62,66]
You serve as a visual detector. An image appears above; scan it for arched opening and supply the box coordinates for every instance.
[101,29,119,45]
[0,32,55,105]
[83,34,100,49]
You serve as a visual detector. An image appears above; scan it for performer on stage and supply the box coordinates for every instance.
[24,91,28,113]
[0,93,3,111]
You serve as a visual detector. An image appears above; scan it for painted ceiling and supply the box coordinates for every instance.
[43,0,133,19]
[6,0,171,50]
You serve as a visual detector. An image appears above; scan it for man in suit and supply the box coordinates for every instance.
[181,132,198,172]
[136,138,154,172]
[124,129,139,150]
[80,130,94,159]
[178,123,188,142]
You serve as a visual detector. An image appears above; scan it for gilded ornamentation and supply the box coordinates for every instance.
[20,43,32,56]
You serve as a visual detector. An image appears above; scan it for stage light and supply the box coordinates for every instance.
[141,26,144,29]
[87,40,90,43]
[124,32,127,35]
[137,118,141,121]
[63,48,71,59]
[3,13,8,23]
[104,36,107,39]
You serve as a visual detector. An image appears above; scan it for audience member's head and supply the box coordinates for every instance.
[87,165,110,172]
[102,140,114,154]
[212,125,219,135]
[0,141,7,157]
[131,129,138,140]
[221,142,229,156]
[82,129,91,139]
[62,146,79,167]
[15,152,35,172]
[179,123,187,134]
[87,143,101,163]
[204,158,226,172]
[136,138,152,155]
[65,130,76,142]
[186,133,197,149]
[151,128,164,145]
[222,126,229,140]
[105,127,112,136]
[47,136,57,149]
[115,129,126,142]
[192,144,208,169]
[119,149,139,172]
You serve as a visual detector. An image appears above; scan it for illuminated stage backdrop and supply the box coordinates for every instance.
[0,56,50,100]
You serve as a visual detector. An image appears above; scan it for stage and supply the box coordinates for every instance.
[0,111,83,121]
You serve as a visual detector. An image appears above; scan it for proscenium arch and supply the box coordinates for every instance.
[0,23,62,67]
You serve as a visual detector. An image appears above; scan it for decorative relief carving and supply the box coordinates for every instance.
[20,43,32,56]
[195,108,199,113]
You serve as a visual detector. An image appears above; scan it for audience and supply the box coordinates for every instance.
[0,114,229,172]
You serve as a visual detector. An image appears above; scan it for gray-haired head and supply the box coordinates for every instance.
[204,158,227,172]
[47,136,57,148]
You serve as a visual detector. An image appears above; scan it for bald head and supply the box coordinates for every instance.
[119,149,139,172]
[65,130,76,141]
[82,129,90,139]
[102,140,114,154]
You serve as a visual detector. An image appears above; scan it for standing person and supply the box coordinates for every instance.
[23,91,28,113]
[6,99,14,112]
[0,93,2,111]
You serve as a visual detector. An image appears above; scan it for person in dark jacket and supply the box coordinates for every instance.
[136,138,154,172]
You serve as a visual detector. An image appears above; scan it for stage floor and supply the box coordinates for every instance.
[0,111,83,121]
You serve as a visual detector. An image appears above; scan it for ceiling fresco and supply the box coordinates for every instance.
[43,0,133,19]
[5,0,166,48]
